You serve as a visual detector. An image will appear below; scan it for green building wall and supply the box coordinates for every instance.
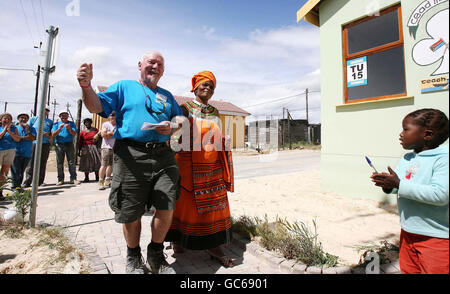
[318,0,449,203]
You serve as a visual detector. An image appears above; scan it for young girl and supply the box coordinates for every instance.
[371,108,449,274]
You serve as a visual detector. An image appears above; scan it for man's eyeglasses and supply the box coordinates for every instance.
[140,84,166,115]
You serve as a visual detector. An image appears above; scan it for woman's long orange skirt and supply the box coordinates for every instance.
[165,151,232,250]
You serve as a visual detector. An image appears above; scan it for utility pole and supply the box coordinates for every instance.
[33,65,41,115]
[305,88,309,123]
[282,107,285,149]
[30,25,59,228]
[3,102,7,112]
[287,108,292,150]
[305,88,311,143]
[74,99,82,165]
[66,102,75,122]
[33,42,43,115]
[47,83,52,106]
[52,98,58,121]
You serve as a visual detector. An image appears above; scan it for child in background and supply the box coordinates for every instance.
[371,108,449,274]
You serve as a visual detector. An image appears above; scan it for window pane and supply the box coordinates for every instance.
[347,9,399,55]
[347,46,406,101]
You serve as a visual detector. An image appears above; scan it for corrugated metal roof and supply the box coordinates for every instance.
[175,96,251,116]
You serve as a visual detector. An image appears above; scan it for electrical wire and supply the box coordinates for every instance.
[0,101,34,105]
[30,0,44,41]
[38,0,47,31]
[242,90,321,109]
[0,67,36,74]
[19,0,37,48]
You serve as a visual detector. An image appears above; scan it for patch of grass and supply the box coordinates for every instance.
[1,224,25,239]
[354,240,399,265]
[37,226,77,262]
[232,215,338,267]
[280,217,339,267]
[231,215,258,240]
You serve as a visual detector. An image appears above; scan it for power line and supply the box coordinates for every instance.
[19,0,37,47]
[287,106,321,112]
[0,67,36,74]
[253,107,321,115]
[51,86,78,105]
[30,0,44,41]
[0,101,34,105]
[38,0,47,32]
[30,0,45,40]
[242,93,303,109]
[242,90,321,109]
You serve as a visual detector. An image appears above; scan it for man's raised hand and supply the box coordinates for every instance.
[77,63,93,88]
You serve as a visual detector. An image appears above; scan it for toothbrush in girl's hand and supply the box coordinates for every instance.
[365,156,379,174]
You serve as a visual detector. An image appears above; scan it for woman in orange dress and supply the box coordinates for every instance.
[165,71,234,267]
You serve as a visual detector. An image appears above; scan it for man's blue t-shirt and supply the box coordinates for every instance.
[51,121,77,143]
[0,125,18,150]
[16,125,37,158]
[97,80,183,143]
[29,116,53,144]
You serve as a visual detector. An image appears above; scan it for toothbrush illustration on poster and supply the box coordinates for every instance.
[411,8,449,76]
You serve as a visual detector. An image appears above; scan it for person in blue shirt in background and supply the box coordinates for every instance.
[11,113,36,190]
[23,107,53,187]
[51,110,79,186]
[77,50,186,274]
[0,113,21,200]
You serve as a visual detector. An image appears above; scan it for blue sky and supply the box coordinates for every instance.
[0,0,321,123]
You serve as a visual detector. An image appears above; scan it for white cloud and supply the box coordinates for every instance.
[220,26,320,68]
[0,2,322,123]
[67,46,112,67]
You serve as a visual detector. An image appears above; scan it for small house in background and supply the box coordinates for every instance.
[91,86,251,149]
[297,0,449,202]
[92,86,109,130]
[175,96,251,149]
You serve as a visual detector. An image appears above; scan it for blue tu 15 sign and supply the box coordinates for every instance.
[347,56,368,87]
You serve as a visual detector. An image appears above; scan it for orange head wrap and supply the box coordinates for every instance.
[191,71,216,92]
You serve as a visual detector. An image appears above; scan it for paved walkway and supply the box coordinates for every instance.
[2,169,401,274]
[26,172,284,274]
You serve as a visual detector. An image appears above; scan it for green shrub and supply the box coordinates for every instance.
[231,215,339,267]
[231,215,258,240]
[9,188,32,226]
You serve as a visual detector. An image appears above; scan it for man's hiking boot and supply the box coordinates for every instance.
[126,253,146,274]
[147,247,176,274]
[98,179,106,190]
[104,177,112,188]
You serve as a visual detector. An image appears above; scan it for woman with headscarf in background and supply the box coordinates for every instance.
[78,118,101,182]
[165,71,235,267]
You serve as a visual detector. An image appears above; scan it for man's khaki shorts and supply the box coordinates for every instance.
[101,148,114,166]
[0,149,16,166]
[108,140,180,224]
